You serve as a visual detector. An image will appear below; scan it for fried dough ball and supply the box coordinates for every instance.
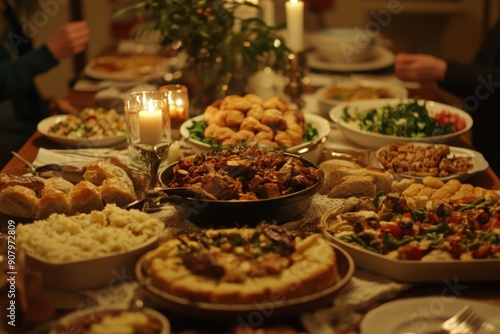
[204,105,219,124]
[247,104,265,120]
[212,127,236,142]
[204,124,221,138]
[261,108,286,131]
[275,131,293,147]
[222,138,239,146]
[263,96,288,111]
[213,109,229,127]
[232,129,255,142]
[240,117,273,134]
[284,109,306,129]
[226,110,245,127]
[220,95,253,112]
[259,139,279,147]
[255,131,274,142]
[244,93,264,106]
[286,129,303,146]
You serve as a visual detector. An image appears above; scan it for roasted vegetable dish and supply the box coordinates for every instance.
[323,194,500,261]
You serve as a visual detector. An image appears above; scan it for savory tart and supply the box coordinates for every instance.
[144,224,338,304]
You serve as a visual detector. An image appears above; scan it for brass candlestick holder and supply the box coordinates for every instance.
[285,51,307,109]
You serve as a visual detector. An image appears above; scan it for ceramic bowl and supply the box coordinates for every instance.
[329,98,473,149]
[309,28,376,64]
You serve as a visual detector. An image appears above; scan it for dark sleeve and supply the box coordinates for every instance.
[0,44,58,99]
[438,60,500,100]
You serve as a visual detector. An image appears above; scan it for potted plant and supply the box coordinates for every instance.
[115,0,290,114]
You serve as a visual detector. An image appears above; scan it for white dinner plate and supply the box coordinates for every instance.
[84,54,170,81]
[37,115,127,148]
[375,143,489,182]
[307,45,395,72]
[360,297,500,334]
[316,79,408,117]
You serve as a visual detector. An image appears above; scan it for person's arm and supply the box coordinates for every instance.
[439,60,500,101]
[0,44,58,99]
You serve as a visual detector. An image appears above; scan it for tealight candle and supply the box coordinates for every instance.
[138,100,164,146]
[159,84,189,140]
[286,0,304,52]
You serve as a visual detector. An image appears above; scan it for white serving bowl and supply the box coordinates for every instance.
[25,235,161,292]
[329,98,473,149]
[180,113,331,164]
[309,28,376,64]
[316,79,408,117]
[51,307,171,334]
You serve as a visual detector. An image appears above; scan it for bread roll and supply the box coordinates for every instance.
[322,166,393,196]
[36,186,71,218]
[101,178,136,207]
[327,175,376,198]
[69,181,103,214]
[84,160,135,196]
[0,185,39,218]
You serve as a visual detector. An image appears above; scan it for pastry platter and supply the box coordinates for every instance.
[135,243,354,321]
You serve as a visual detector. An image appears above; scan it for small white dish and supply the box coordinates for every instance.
[376,143,489,182]
[51,307,171,334]
[329,98,473,149]
[37,115,127,148]
[316,79,408,117]
[307,45,395,72]
[360,297,500,334]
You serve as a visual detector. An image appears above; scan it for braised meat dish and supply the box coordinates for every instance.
[166,146,323,200]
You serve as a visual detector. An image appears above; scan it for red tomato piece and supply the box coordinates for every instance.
[399,244,423,261]
[382,223,402,240]
[472,245,492,259]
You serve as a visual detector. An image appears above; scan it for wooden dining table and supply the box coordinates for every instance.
[2,55,500,334]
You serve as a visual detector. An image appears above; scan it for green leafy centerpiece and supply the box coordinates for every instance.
[115,0,290,114]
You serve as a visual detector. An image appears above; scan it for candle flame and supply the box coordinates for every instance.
[175,98,183,107]
[290,0,299,3]
[147,99,156,113]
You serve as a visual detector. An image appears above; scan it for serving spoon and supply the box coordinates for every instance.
[124,186,217,211]
[11,151,84,183]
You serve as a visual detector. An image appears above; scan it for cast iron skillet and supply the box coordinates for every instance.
[157,154,323,228]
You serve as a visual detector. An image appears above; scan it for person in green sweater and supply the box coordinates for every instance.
[0,0,89,167]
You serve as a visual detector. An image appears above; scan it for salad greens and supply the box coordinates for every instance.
[341,100,455,137]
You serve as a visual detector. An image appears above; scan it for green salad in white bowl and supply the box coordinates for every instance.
[329,99,473,149]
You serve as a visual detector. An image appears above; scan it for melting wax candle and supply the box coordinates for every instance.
[138,100,163,146]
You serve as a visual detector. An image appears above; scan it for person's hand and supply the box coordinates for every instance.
[46,21,89,60]
[394,53,447,82]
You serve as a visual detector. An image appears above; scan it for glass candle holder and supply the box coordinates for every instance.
[124,90,171,188]
[159,84,189,140]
